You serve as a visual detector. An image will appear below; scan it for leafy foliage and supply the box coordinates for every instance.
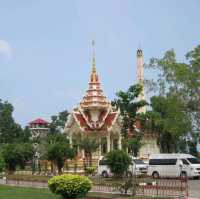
[45,134,75,174]
[144,46,200,153]
[85,166,96,176]
[105,150,131,177]
[112,84,147,138]
[48,174,92,199]
[139,95,191,152]
[1,143,33,173]
[49,110,69,133]
[77,134,100,167]
[127,137,143,157]
[0,154,5,173]
[0,99,31,144]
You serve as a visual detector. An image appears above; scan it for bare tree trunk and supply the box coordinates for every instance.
[57,165,62,175]
[44,160,48,174]
[85,152,89,167]
[89,152,92,167]
[53,161,56,175]
[51,161,53,174]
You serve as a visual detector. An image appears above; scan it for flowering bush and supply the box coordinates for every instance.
[48,174,92,199]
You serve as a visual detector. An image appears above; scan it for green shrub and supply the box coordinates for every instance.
[48,174,92,199]
[106,150,131,177]
[85,166,96,176]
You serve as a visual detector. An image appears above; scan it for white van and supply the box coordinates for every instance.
[147,154,200,178]
[98,157,147,177]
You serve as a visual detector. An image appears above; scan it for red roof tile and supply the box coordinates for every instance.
[105,113,117,128]
[29,118,49,125]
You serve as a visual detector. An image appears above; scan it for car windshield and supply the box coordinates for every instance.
[187,158,200,164]
[99,159,108,165]
[133,159,145,164]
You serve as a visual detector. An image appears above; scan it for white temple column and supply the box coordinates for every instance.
[107,133,111,152]
[99,138,102,157]
[81,150,85,158]
[118,136,122,150]
[69,134,72,146]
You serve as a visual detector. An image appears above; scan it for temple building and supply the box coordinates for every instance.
[64,42,122,158]
[28,118,49,139]
[65,43,160,159]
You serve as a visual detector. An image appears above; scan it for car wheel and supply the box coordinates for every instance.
[126,171,133,177]
[102,171,108,178]
[180,172,187,179]
[193,176,199,180]
[152,171,159,178]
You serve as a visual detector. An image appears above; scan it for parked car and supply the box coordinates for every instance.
[147,153,200,178]
[131,158,148,176]
[97,156,147,177]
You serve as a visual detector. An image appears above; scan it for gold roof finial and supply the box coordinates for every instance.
[92,40,96,73]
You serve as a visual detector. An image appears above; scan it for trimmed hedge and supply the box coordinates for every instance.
[48,174,92,199]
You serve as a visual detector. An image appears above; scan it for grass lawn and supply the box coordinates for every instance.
[0,185,59,199]
[0,185,172,199]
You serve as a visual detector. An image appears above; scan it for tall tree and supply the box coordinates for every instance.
[49,110,69,133]
[0,99,31,144]
[145,45,200,152]
[77,134,100,167]
[128,137,143,157]
[141,95,191,152]
[1,143,33,174]
[44,134,75,174]
[112,84,147,138]
[106,150,131,177]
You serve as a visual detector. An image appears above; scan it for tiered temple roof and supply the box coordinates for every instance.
[65,42,120,133]
[80,52,110,110]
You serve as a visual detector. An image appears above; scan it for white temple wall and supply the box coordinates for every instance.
[139,137,160,158]
[90,109,100,122]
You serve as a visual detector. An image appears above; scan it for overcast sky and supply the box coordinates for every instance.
[0,0,200,127]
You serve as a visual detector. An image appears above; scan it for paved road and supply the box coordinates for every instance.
[188,179,200,199]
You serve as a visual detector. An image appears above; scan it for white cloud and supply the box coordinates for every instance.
[0,40,12,59]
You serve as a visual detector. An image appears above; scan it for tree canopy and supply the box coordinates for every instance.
[0,99,31,144]
[44,134,75,174]
[112,84,147,138]
[49,110,69,133]
[144,45,200,154]
[1,143,33,173]
[77,134,100,167]
[105,150,131,177]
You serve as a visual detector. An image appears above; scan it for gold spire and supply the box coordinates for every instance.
[92,40,96,73]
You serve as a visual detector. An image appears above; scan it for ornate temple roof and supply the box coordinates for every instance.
[80,42,110,110]
[65,41,120,133]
